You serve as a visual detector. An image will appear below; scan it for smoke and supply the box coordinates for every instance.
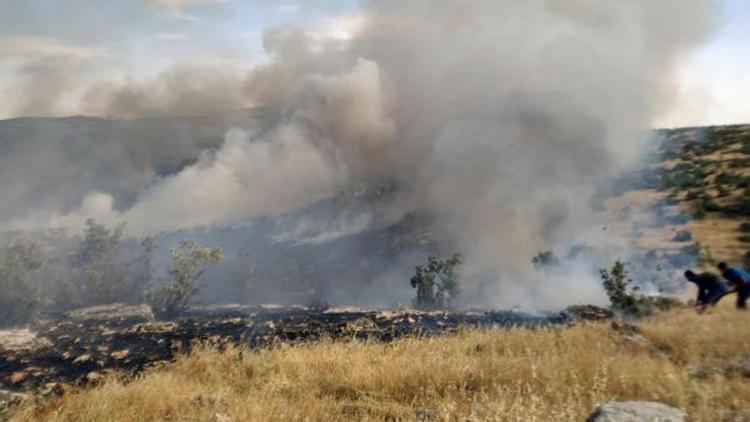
[2,0,719,308]
[81,65,251,119]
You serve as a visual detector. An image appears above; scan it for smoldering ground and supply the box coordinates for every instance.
[0,0,719,309]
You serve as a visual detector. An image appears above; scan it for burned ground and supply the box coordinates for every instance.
[0,304,611,395]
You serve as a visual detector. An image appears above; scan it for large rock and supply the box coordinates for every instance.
[0,328,52,353]
[562,305,614,322]
[65,303,155,324]
[587,401,685,422]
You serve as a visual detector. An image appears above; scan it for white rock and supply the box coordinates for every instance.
[587,401,685,422]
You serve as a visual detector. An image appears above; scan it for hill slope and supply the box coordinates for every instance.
[605,124,750,267]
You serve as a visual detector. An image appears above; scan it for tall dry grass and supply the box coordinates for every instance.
[12,303,750,421]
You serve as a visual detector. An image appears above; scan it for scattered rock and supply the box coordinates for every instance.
[563,305,614,321]
[736,357,750,378]
[414,407,436,420]
[193,393,226,407]
[73,354,92,365]
[587,401,685,422]
[720,410,750,422]
[9,371,27,384]
[110,350,129,360]
[85,371,103,383]
[0,389,29,405]
[686,356,750,380]
[214,413,232,422]
[0,328,51,352]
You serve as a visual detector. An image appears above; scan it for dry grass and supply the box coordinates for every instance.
[12,303,750,421]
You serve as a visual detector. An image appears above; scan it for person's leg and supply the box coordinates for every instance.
[737,285,750,309]
[697,288,708,305]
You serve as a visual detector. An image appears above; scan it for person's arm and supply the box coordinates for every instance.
[696,286,707,305]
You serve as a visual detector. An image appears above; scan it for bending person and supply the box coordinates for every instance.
[717,262,750,310]
[684,270,730,310]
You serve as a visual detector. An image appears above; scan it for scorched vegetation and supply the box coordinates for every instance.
[11,302,750,421]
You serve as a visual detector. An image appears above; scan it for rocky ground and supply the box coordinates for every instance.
[0,303,611,396]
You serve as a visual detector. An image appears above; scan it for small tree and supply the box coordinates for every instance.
[151,240,222,318]
[0,240,47,326]
[126,237,155,304]
[410,253,462,309]
[69,219,126,306]
[599,260,678,317]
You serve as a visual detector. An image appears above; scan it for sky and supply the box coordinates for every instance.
[0,0,746,127]
[656,0,750,127]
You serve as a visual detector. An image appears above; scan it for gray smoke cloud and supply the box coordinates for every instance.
[2,0,719,308]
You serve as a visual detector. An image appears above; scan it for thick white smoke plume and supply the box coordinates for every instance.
[4,0,718,308]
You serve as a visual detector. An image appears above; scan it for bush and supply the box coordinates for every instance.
[700,196,722,212]
[0,241,47,326]
[662,212,690,226]
[692,197,720,220]
[600,260,661,317]
[69,219,127,306]
[150,240,223,318]
[672,230,693,242]
[68,220,156,307]
[531,250,559,271]
[724,192,750,216]
[410,253,462,309]
[716,183,730,197]
[739,222,750,233]
[662,195,680,206]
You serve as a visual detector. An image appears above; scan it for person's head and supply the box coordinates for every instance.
[684,270,696,281]
[717,262,729,272]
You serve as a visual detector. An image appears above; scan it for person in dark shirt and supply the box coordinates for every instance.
[684,270,730,310]
[717,262,750,309]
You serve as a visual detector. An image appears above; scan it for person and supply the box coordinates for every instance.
[717,262,750,309]
[684,270,730,310]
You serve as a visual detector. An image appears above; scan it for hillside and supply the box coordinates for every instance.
[605,124,750,267]
[1,116,749,307]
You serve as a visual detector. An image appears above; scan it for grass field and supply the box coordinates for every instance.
[11,301,750,421]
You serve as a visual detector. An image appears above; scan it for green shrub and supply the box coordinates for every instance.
[672,230,693,242]
[68,220,156,307]
[715,171,744,186]
[599,260,666,317]
[150,240,223,318]
[531,250,559,271]
[410,253,462,309]
[0,240,47,326]
[740,222,750,233]
[724,194,750,216]
[716,183,730,197]
[69,219,127,305]
[700,196,722,212]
